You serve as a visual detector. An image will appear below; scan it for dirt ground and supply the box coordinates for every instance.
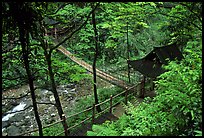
[112,90,156,118]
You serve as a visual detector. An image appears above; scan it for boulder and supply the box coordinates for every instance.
[66,83,75,89]
[9,113,24,122]
[70,88,76,93]
[49,95,55,102]
[7,125,21,136]
[50,113,56,117]
[10,100,19,106]
[2,130,8,136]
[2,120,11,128]
[41,89,53,95]
[14,121,25,127]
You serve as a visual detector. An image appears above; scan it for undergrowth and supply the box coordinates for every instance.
[33,85,124,136]
[87,39,202,136]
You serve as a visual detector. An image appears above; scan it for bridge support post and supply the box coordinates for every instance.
[140,75,146,98]
[92,104,95,124]
[125,89,129,105]
[109,95,113,114]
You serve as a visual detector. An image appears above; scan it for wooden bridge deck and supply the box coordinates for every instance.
[57,46,131,89]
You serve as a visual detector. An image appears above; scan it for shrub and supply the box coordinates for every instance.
[87,39,202,136]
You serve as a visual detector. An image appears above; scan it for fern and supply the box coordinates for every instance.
[87,124,118,136]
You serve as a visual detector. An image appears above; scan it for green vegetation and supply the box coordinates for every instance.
[87,39,202,136]
[34,85,124,136]
[2,2,202,136]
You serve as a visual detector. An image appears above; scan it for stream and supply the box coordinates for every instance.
[2,82,91,136]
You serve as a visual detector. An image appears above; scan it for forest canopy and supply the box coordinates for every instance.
[2,2,202,136]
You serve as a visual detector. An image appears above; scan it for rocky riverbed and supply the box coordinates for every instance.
[2,78,111,136]
[2,79,94,136]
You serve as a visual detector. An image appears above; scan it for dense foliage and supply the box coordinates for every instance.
[87,38,202,136]
[33,85,123,136]
[86,2,202,136]
[2,2,202,136]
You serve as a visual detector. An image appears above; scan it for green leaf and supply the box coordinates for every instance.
[101,23,111,29]
[190,110,194,120]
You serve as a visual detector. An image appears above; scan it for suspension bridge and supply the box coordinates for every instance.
[57,46,132,89]
[14,46,146,136]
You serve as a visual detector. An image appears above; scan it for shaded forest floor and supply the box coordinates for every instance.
[113,90,156,118]
[68,90,156,136]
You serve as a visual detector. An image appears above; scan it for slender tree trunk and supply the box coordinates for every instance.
[44,49,69,135]
[92,6,101,112]
[127,22,131,83]
[41,23,69,135]
[19,26,43,136]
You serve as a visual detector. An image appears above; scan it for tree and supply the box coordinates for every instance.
[87,2,202,136]
[36,2,100,135]
[91,3,102,112]
[2,2,44,136]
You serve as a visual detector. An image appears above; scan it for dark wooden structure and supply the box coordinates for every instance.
[127,43,183,78]
[127,43,183,98]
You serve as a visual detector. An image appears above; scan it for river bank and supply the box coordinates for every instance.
[2,77,112,136]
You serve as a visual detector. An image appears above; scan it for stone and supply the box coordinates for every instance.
[2,131,8,136]
[30,124,33,128]
[50,113,55,117]
[49,95,55,102]
[10,100,19,106]
[21,125,27,132]
[41,89,53,95]
[70,88,76,93]
[2,120,11,128]
[14,121,24,127]
[7,125,21,136]
[66,83,75,89]
[63,90,69,94]
[25,116,30,119]
[24,100,32,108]
[9,113,24,122]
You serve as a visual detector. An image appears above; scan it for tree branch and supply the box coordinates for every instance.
[2,76,25,81]
[179,2,202,23]
[48,3,67,16]
[157,12,202,31]
[2,88,38,100]
[50,2,100,52]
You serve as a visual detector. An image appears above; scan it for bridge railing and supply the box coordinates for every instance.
[15,82,142,136]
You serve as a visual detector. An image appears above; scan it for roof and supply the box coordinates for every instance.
[154,43,183,64]
[128,43,183,78]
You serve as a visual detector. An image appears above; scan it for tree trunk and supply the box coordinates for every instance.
[92,6,102,113]
[19,26,43,136]
[127,22,131,83]
[44,50,69,135]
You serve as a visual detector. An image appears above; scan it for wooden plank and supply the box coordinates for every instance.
[57,46,130,89]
